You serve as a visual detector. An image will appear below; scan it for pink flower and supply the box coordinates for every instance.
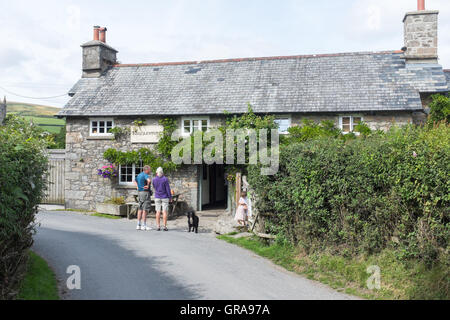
[413,151,417,158]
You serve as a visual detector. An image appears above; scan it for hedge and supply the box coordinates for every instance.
[248,123,449,267]
[0,116,49,299]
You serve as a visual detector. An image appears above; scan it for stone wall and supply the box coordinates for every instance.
[65,117,199,211]
[291,112,414,131]
[65,112,414,211]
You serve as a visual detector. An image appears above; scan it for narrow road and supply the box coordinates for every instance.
[34,211,355,300]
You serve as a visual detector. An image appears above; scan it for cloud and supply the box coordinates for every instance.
[366,5,382,31]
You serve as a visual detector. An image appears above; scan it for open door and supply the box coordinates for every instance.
[199,164,227,211]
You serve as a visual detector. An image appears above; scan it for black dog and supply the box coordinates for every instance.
[187,211,199,233]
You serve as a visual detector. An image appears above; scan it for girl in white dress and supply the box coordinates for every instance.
[234,191,248,227]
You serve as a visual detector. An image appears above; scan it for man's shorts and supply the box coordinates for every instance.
[155,198,169,212]
[138,191,151,212]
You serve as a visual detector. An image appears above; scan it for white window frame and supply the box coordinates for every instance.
[274,116,292,135]
[89,118,115,137]
[339,115,364,135]
[118,162,144,186]
[181,116,210,136]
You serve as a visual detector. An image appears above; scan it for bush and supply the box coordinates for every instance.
[428,94,450,125]
[0,115,49,299]
[248,123,449,268]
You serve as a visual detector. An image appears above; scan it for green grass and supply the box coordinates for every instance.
[6,102,65,134]
[218,234,449,300]
[52,208,93,213]
[91,213,123,220]
[7,102,61,116]
[17,251,59,300]
[51,209,123,219]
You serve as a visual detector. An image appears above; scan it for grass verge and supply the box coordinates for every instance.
[17,251,59,300]
[91,213,123,220]
[217,234,449,300]
[51,209,123,219]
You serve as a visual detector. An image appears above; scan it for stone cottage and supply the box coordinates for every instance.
[58,2,449,211]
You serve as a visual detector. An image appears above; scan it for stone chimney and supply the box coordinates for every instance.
[403,0,439,64]
[81,26,118,78]
[0,96,6,125]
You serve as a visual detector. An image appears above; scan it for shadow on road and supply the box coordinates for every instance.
[34,227,203,300]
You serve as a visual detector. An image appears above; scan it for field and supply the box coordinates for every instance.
[7,102,65,134]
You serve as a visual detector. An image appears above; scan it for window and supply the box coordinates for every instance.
[90,118,114,136]
[339,116,363,134]
[182,117,209,135]
[274,117,292,134]
[119,162,144,185]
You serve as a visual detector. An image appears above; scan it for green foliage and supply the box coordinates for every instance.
[157,118,179,159]
[284,120,341,144]
[49,125,66,149]
[109,126,129,140]
[133,118,146,127]
[104,197,126,205]
[428,94,450,125]
[224,104,278,131]
[353,122,373,137]
[103,148,177,173]
[103,118,179,173]
[0,115,49,299]
[219,235,449,299]
[17,251,59,300]
[220,105,279,174]
[248,124,449,269]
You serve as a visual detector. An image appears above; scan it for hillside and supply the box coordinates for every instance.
[6,102,65,134]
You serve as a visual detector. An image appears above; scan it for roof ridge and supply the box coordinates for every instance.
[114,50,402,68]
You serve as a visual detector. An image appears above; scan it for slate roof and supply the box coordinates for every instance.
[444,70,450,87]
[59,51,449,117]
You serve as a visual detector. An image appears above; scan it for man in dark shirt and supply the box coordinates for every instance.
[134,166,152,231]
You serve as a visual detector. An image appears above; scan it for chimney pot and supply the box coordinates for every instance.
[93,26,100,41]
[418,0,425,11]
[99,27,107,43]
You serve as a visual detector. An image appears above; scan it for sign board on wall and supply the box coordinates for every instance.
[131,125,164,144]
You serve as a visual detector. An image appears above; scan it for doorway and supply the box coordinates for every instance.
[199,164,227,211]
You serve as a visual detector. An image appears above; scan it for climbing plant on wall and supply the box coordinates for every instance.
[103,117,179,173]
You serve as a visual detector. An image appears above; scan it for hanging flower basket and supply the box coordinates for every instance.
[97,164,118,179]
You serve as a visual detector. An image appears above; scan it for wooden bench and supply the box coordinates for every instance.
[126,194,181,220]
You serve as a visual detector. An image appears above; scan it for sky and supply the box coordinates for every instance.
[0,0,449,108]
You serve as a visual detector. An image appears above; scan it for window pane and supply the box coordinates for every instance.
[91,121,98,134]
[107,121,113,127]
[183,120,191,134]
[275,118,290,133]
[342,117,351,133]
[99,127,105,134]
[99,121,105,127]
[193,120,200,132]
[202,120,208,132]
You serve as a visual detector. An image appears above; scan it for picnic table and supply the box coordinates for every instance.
[126,194,181,220]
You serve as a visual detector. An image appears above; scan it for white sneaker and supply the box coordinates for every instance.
[136,225,141,230]
[142,225,152,231]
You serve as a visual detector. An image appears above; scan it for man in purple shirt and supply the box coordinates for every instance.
[152,167,172,231]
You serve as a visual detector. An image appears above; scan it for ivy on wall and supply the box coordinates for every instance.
[103,117,179,173]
